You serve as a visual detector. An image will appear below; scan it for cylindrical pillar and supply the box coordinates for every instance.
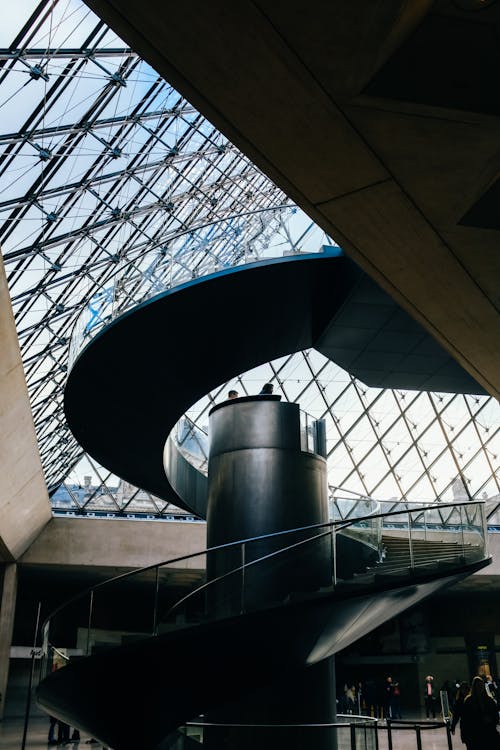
[207,397,330,611]
[204,396,336,749]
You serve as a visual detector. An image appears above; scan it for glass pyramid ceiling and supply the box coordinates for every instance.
[2,1,499,521]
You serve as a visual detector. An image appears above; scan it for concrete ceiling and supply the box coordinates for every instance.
[84,0,500,400]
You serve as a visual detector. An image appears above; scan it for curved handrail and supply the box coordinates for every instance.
[63,249,348,512]
[67,206,330,370]
[165,407,328,516]
[169,405,326,480]
[41,500,488,662]
[185,715,378,728]
[164,500,487,625]
[176,715,451,750]
[40,513,370,631]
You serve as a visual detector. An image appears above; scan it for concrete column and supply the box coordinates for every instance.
[0,250,51,560]
[0,564,17,720]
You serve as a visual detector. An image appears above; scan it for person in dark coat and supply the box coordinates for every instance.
[460,675,500,750]
[384,676,394,719]
[391,680,402,719]
[451,681,470,741]
[259,383,274,395]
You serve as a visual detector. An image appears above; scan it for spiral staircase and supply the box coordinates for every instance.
[36,252,491,749]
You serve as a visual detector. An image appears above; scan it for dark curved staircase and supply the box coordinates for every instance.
[37,253,491,749]
[37,510,489,749]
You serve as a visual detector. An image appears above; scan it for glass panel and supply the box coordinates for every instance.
[88,571,158,653]
[173,416,209,473]
[41,503,488,681]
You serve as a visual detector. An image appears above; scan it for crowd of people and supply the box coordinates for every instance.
[338,672,500,736]
[338,677,403,719]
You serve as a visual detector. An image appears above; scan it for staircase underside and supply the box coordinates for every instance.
[53,252,491,749]
[37,559,488,750]
[64,253,485,516]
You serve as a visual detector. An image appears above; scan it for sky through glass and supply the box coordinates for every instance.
[1,1,499,522]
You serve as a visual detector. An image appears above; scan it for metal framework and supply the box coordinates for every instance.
[2,0,499,521]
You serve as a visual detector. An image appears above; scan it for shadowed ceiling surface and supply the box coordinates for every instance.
[83,0,500,401]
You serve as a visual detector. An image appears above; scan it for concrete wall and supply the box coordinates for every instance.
[19,515,497,573]
[0,251,51,561]
[20,516,207,569]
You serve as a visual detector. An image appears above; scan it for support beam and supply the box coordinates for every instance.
[0,251,51,561]
[0,564,17,720]
[19,517,206,570]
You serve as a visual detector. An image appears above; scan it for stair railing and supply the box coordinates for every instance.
[176,716,453,750]
[179,715,379,750]
[38,501,488,681]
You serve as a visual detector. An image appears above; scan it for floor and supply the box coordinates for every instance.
[377,721,458,750]
[0,717,108,749]
[0,714,462,750]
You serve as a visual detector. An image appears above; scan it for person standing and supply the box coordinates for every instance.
[424,675,437,719]
[392,680,402,719]
[451,681,470,742]
[384,676,394,719]
[47,715,58,746]
[346,684,356,714]
[357,680,364,715]
[485,674,498,701]
[259,383,274,395]
[460,675,500,750]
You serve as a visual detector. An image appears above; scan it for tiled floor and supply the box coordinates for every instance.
[0,715,463,749]
[0,717,465,750]
[0,718,108,749]
[377,721,459,750]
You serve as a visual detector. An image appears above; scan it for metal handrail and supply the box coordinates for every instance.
[185,715,378,727]
[178,715,452,750]
[171,405,328,479]
[41,500,487,639]
[67,210,328,370]
[44,501,476,620]
[39,513,364,633]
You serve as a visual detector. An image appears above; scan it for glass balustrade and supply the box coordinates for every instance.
[172,415,209,474]
[40,501,488,679]
[329,491,382,557]
[168,409,330,487]
[67,220,332,370]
